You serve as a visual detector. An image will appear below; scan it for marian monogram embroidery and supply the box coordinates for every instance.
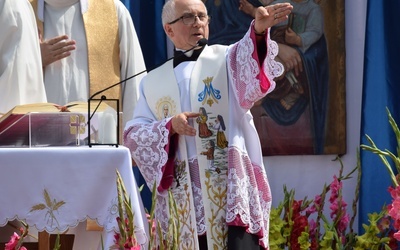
[197,77,221,107]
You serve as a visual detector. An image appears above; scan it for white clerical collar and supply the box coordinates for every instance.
[176,48,194,57]
[38,0,88,21]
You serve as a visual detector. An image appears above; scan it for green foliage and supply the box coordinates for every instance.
[360,107,400,187]
[112,170,138,249]
[268,108,400,249]
[147,182,180,250]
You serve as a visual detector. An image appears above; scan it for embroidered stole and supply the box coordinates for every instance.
[30,0,121,102]
[143,45,230,249]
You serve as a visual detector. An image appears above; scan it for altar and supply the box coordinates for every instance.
[0,146,148,249]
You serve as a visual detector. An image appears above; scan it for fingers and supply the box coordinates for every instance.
[293,54,302,76]
[280,52,301,74]
[45,35,76,50]
[269,3,293,22]
[52,40,76,51]
[254,3,293,31]
[171,112,199,136]
[41,35,76,67]
[296,57,303,75]
[46,35,69,44]
[186,112,200,118]
[293,62,300,76]
[50,49,72,62]
[287,56,302,76]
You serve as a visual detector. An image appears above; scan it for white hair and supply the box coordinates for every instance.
[162,0,177,26]
[161,0,208,26]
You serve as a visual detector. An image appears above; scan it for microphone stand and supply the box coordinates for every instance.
[87,38,208,147]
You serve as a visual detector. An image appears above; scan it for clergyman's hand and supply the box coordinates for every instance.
[171,112,199,136]
[253,3,293,34]
[40,34,76,67]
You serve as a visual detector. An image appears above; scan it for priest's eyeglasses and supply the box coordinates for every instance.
[168,14,210,25]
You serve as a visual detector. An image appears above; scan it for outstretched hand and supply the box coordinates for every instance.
[40,34,76,67]
[171,112,199,136]
[254,3,293,34]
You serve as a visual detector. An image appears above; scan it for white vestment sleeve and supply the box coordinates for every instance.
[0,0,46,114]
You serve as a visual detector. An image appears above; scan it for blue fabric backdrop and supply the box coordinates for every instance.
[122,0,167,69]
[359,0,400,232]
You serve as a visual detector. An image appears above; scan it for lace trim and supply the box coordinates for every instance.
[225,147,272,248]
[124,120,169,188]
[189,158,206,235]
[264,28,284,94]
[228,22,283,110]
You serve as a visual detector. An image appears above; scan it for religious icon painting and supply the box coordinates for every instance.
[204,0,346,156]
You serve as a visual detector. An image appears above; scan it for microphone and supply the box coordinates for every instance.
[196,38,208,47]
[87,38,208,147]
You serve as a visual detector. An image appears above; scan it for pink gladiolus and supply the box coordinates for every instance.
[337,213,350,233]
[329,200,339,218]
[308,219,317,235]
[307,195,322,215]
[5,232,20,250]
[393,230,400,241]
[114,232,120,243]
[292,200,303,215]
[388,186,400,231]
[388,200,400,221]
[329,177,344,206]
[389,186,400,200]
[146,214,156,235]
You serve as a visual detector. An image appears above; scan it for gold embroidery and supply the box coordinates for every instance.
[30,189,66,228]
[204,172,228,249]
[83,0,120,100]
[176,184,197,250]
[173,159,197,249]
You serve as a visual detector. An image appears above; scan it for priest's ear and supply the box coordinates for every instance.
[164,23,174,38]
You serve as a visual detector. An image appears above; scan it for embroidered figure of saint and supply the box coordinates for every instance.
[196,107,212,138]
[213,114,228,149]
[200,140,220,173]
[163,104,170,118]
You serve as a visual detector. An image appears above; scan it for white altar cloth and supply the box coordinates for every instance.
[0,146,148,249]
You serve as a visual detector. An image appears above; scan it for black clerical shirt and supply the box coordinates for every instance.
[173,47,204,68]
